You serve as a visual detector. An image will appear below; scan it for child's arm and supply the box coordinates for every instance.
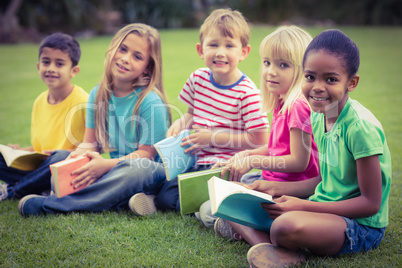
[262,155,382,219]
[70,127,158,189]
[213,146,267,174]
[71,143,156,189]
[182,125,268,154]
[246,175,321,198]
[71,127,99,156]
[67,126,113,188]
[68,127,105,187]
[7,144,34,151]
[222,128,311,181]
[166,108,194,137]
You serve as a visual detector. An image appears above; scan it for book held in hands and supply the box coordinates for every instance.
[50,155,90,198]
[0,144,49,171]
[178,167,229,215]
[154,130,196,181]
[208,176,275,232]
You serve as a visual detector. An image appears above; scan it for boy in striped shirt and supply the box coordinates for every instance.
[128,8,269,218]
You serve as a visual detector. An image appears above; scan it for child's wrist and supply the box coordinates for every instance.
[249,155,263,169]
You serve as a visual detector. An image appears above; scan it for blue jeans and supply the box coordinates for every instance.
[0,150,70,199]
[41,158,166,213]
[156,164,214,213]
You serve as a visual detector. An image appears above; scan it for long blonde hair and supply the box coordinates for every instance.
[95,23,171,152]
[260,25,312,114]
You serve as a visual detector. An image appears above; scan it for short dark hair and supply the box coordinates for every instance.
[38,33,81,67]
[303,29,360,78]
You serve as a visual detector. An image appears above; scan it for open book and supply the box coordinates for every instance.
[50,155,90,198]
[154,130,196,181]
[178,167,229,215]
[208,176,275,232]
[0,144,49,171]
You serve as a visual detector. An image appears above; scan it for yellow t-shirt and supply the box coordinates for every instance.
[31,85,88,152]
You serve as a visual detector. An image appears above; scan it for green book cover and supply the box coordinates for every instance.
[178,168,229,215]
[208,176,275,232]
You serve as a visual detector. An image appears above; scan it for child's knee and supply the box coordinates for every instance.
[271,212,307,242]
[199,200,211,216]
[118,158,160,177]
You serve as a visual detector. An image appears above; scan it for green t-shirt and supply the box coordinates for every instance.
[309,98,392,228]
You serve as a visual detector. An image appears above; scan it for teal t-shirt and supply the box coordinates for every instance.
[86,85,169,159]
[309,98,392,228]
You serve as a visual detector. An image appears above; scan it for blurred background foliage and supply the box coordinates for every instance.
[1,0,402,43]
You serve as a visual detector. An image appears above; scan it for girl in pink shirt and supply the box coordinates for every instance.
[214,26,320,246]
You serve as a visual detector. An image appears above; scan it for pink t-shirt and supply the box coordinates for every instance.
[262,97,319,182]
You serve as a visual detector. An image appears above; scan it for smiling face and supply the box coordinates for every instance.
[111,33,150,93]
[37,47,79,91]
[196,28,250,85]
[302,50,359,124]
[261,57,295,98]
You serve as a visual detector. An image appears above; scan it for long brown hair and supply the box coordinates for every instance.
[94,23,171,152]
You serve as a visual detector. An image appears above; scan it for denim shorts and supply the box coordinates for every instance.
[336,217,386,256]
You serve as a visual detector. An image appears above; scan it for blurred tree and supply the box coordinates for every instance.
[1,0,401,44]
[0,0,24,43]
[119,0,196,28]
[18,0,98,34]
[228,0,402,26]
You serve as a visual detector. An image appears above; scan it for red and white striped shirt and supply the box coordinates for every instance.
[179,68,269,164]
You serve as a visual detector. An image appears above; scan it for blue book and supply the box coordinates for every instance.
[208,176,275,232]
[154,130,196,181]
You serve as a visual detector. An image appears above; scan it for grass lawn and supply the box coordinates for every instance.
[0,26,401,267]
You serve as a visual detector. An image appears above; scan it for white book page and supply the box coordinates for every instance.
[0,144,32,166]
[210,176,273,207]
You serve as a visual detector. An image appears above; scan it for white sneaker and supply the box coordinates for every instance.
[214,218,243,240]
[128,193,157,216]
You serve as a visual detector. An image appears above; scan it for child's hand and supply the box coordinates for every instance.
[260,195,305,219]
[246,179,283,197]
[211,161,230,178]
[70,151,111,188]
[166,111,193,138]
[211,161,228,169]
[246,180,273,193]
[41,149,55,155]
[66,150,80,160]
[7,144,21,150]
[222,150,251,182]
[181,125,212,154]
[166,119,183,137]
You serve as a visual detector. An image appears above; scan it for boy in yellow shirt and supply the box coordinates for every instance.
[0,33,88,200]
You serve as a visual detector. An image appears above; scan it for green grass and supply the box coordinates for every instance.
[1,26,401,267]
